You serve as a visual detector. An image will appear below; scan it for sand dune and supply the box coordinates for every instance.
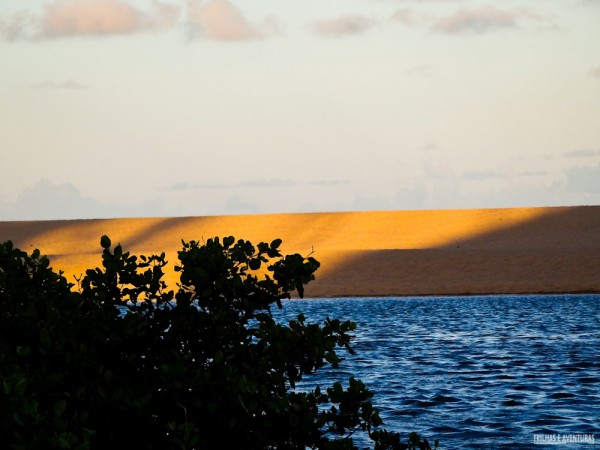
[1,206,599,297]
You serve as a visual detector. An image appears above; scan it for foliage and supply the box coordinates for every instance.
[0,236,437,450]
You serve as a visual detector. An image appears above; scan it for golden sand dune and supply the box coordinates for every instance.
[1,206,599,297]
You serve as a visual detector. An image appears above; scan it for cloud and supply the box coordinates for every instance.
[418,143,438,151]
[312,15,376,37]
[42,0,180,37]
[165,179,292,190]
[225,195,261,214]
[391,8,418,27]
[405,65,436,77]
[164,178,351,191]
[214,179,297,189]
[0,11,36,41]
[392,186,430,211]
[31,79,89,89]
[2,179,101,220]
[164,182,192,191]
[565,164,600,193]
[1,179,173,220]
[518,170,548,177]
[564,149,600,158]
[186,0,269,41]
[432,5,541,34]
[588,66,600,79]
[462,170,502,180]
[1,0,180,40]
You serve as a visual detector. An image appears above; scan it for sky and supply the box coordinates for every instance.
[1,0,599,220]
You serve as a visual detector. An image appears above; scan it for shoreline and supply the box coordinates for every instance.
[2,205,600,297]
[300,290,600,299]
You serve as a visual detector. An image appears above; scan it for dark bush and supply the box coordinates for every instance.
[0,236,436,449]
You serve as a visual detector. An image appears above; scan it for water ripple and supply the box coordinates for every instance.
[278,294,600,449]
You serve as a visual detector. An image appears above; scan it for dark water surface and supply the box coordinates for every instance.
[275,295,600,449]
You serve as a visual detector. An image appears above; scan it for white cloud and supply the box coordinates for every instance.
[31,79,89,89]
[588,66,600,79]
[462,170,502,181]
[0,0,180,40]
[1,179,174,220]
[518,170,548,177]
[432,5,541,34]
[312,15,376,37]
[186,0,267,41]
[418,143,439,151]
[0,11,35,41]
[391,8,418,27]
[225,195,261,214]
[566,164,600,193]
[564,149,600,158]
[405,65,436,77]
[164,179,351,191]
[392,186,429,211]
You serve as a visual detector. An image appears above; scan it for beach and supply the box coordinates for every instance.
[1,206,599,297]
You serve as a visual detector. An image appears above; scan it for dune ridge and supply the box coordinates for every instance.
[1,206,599,297]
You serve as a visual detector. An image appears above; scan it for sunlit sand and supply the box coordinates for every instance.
[1,206,599,297]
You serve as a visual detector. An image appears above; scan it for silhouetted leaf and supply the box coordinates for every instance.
[100,235,111,249]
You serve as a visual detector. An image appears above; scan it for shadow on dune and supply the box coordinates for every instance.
[2,207,599,297]
[0,217,214,254]
[309,206,600,297]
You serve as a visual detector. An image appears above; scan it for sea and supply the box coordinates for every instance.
[274,295,600,449]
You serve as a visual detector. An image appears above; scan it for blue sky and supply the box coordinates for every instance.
[1,0,599,220]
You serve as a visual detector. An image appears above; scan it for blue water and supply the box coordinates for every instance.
[274,295,600,449]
